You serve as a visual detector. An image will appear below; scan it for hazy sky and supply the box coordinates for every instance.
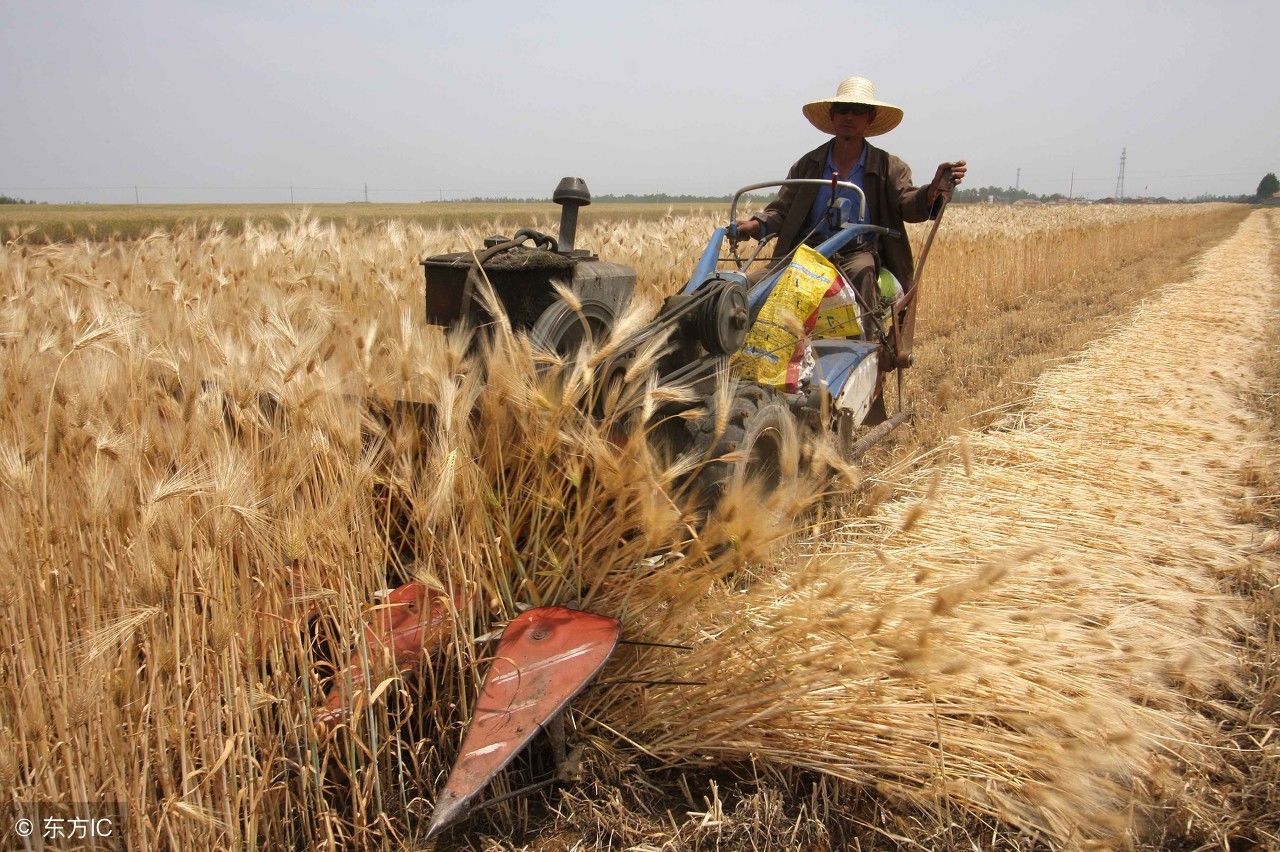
[3,0,1277,203]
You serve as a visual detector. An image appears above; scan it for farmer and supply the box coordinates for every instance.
[734,75,967,329]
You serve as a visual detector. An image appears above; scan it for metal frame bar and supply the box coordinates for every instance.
[729,179,868,225]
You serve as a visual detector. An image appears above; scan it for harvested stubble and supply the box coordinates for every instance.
[0,204,1267,850]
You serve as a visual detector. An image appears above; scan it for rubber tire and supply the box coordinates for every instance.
[685,383,800,510]
[528,297,616,361]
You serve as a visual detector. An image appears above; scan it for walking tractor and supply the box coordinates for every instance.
[323,173,951,838]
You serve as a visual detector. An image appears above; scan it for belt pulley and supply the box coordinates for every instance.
[694,279,749,356]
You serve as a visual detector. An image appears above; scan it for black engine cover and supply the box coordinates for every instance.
[420,247,634,330]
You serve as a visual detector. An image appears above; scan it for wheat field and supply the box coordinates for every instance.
[0,203,1273,850]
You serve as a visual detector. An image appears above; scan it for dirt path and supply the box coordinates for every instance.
[785,208,1279,845]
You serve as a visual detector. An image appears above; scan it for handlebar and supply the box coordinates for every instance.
[728,179,869,234]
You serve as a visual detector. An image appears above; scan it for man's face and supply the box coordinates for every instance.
[830,103,875,138]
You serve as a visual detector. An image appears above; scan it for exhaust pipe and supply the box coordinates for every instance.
[552,177,590,254]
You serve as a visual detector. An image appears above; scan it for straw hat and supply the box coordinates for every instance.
[803,76,904,137]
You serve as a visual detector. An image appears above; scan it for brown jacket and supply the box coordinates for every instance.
[754,139,936,288]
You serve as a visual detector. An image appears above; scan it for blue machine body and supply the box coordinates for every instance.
[678,222,888,402]
[810,339,879,390]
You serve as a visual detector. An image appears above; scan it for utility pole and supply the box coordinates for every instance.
[1069,168,1075,200]
[364,182,369,204]
[290,184,294,204]
[134,185,140,204]
[1115,147,1126,199]
[1015,168,1021,192]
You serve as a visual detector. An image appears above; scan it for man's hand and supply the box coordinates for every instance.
[927,160,967,206]
[733,218,762,240]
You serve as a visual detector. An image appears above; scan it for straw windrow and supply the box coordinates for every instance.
[610,209,1278,846]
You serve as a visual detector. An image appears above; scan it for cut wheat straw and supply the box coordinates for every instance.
[613,210,1278,847]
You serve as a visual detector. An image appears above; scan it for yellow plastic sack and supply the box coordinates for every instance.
[734,245,862,391]
[815,274,862,340]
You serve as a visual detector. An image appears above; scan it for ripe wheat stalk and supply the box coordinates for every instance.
[0,203,1267,849]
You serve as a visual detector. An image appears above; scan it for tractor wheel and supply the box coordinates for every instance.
[685,383,800,510]
[528,297,616,361]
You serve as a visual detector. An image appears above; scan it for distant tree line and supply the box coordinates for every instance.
[954,185,1256,205]
[1,195,39,204]
[1257,173,1279,200]
[447,186,1262,205]
[594,192,769,203]
[441,192,771,204]
[955,185,1042,204]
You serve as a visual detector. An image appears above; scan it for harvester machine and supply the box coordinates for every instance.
[320,173,951,839]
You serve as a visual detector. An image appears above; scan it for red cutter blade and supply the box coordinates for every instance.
[424,605,620,839]
[317,582,458,728]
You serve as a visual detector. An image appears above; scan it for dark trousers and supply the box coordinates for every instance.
[831,248,879,340]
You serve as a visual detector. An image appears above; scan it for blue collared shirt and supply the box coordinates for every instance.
[803,142,868,243]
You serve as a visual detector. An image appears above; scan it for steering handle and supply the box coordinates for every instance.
[728,179,868,232]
